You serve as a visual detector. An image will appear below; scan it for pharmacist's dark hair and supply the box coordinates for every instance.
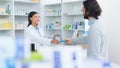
[27,11,38,27]
[83,0,102,19]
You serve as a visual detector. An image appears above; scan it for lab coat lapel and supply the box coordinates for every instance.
[38,28,44,37]
[30,25,40,37]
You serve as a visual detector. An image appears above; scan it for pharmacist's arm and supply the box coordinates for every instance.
[24,29,52,45]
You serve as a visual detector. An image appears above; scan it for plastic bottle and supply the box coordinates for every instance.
[22,62,29,68]
[46,24,48,29]
[75,23,78,29]
[6,5,11,14]
[102,61,111,68]
[31,43,36,52]
[54,51,62,68]
[50,22,54,29]
[72,52,78,68]
[6,58,15,68]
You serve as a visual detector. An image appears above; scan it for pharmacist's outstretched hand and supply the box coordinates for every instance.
[65,38,72,44]
[51,39,59,44]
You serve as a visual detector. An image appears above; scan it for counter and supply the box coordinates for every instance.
[15,45,119,68]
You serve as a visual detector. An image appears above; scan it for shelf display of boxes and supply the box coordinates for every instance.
[0,19,12,30]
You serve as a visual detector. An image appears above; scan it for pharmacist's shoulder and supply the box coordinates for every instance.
[24,25,32,33]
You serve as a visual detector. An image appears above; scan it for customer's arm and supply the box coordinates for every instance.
[71,36,88,44]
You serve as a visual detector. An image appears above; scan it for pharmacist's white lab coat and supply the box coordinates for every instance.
[24,25,52,58]
[72,18,108,59]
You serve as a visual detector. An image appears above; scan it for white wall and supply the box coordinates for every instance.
[98,0,120,65]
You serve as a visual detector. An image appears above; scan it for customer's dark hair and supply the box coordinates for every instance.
[27,11,38,27]
[83,0,102,19]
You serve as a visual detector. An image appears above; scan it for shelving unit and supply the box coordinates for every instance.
[14,0,41,38]
[0,0,13,37]
[0,0,41,39]
[14,0,40,3]
[43,0,84,39]
[0,0,85,40]
[0,29,12,30]
[43,0,62,38]
[63,0,83,3]
[62,0,84,39]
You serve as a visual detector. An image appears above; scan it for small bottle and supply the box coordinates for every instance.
[31,43,36,52]
[103,61,111,68]
[75,23,78,29]
[46,24,48,29]
[6,5,11,14]
[22,62,29,68]
[77,31,80,38]
[72,24,74,30]
[54,51,61,68]
[50,22,54,29]
[72,52,78,68]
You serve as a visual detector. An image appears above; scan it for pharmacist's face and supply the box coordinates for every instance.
[30,13,40,25]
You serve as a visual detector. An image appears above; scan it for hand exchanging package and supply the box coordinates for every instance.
[65,38,72,44]
[51,39,59,44]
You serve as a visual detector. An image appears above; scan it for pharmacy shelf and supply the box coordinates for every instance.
[0,14,11,16]
[15,15,28,17]
[63,0,83,4]
[43,0,61,5]
[13,0,41,39]
[15,28,24,30]
[45,15,61,17]
[62,0,84,39]
[43,1,62,38]
[43,0,85,39]
[63,13,83,16]
[46,29,62,31]
[63,29,84,31]
[44,2,61,6]
[0,29,12,30]
[0,0,12,2]
[14,1,40,4]
[0,0,13,37]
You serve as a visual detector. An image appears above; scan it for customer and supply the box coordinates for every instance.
[66,0,108,59]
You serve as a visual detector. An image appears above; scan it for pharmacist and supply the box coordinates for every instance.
[24,11,59,51]
[66,0,108,60]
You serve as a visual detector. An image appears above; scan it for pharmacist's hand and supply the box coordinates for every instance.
[65,38,72,44]
[51,39,59,44]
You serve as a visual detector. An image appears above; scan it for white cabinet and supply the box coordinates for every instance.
[0,0,13,36]
[14,0,40,38]
[43,0,85,39]
[0,0,41,38]
[43,0,61,5]
[62,0,84,39]
[63,0,83,3]
[0,0,84,40]
[43,2,62,38]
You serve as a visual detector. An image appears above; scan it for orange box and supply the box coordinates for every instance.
[30,0,40,2]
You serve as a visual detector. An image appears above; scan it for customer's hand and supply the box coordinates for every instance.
[65,38,72,44]
[51,39,59,44]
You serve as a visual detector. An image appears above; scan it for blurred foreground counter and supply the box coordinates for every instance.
[17,45,85,68]
[16,45,120,68]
